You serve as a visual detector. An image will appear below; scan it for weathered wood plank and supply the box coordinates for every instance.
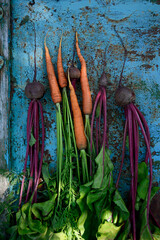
[0,0,10,169]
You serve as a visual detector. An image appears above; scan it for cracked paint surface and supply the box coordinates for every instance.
[10,0,160,195]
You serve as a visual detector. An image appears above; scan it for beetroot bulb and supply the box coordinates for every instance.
[19,25,45,207]
[114,26,154,240]
[67,65,80,90]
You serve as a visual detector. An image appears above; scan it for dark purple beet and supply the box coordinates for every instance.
[115,86,135,106]
[99,71,107,87]
[25,82,45,99]
[67,66,80,80]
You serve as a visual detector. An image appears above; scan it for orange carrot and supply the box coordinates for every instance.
[44,42,62,104]
[68,73,87,150]
[76,32,92,115]
[57,36,67,88]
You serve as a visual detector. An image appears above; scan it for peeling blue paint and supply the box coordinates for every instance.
[10,0,160,195]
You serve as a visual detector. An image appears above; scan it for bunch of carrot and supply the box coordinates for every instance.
[44,32,130,240]
[45,33,93,186]
[14,29,159,240]
[43,32,94,238]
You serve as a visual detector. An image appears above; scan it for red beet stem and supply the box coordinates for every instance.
[127,106,136,240]
[19,100,34,207]
[134,105,150,164]
[102,87,108,148]
[133,118,139,201]
[98,94,103,151]
[96,117,99,154]
[130,104,153,238]
[100,87,107,186]
[25,104,35,202]
[116,116,128,189]
[90,90,102,176]
[33,101,39,203]
[36,100,45,188]
[25,146,34,203]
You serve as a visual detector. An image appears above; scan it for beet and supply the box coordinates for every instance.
[25,82,45,99]
[99,71,108,87]
[114,26,153,240]
[67,66,80,80]
[115,86,135,106]
[19,23,45,207]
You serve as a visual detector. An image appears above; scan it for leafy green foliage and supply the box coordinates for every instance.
[135,162,160,240]
[0,169,25,239]
[7,159,83,240]
[150,224,160,240]
[97,221,122,240]
[95,102,100,118]
[29,132,36,147]
[92,147,113,189]
[32,193,57,220]
[76,147,130,240]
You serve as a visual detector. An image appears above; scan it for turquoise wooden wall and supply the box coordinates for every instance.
[8,0,160,195]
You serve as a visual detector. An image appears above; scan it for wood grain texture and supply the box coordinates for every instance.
[0,0,10,169]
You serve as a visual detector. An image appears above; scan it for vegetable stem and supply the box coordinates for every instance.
[63,87,80,182]
[90,90,102,176]
[127,106,136,240]
[85,114,95,162]
[80,149,89,183]
[130,104,153,236]
[116,116,128,189]
[56,103,63,205]
[19,100,34,207]
[33,101,39,203]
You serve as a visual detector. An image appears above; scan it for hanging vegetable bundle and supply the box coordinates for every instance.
[19,28,45,207]
[114,26,160,240]
[8,27,160,240]
[44,35,85,239]
[57,36,80,184]
[75,47,130,240]
[13,25,58,240]
[90,49,108,176]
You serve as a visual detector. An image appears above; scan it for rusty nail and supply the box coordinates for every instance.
[0,7,3,20]
[0,56,4,69]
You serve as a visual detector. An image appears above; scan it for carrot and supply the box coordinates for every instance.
[44,41,62,104]
[68,72,87,150]
[76,32,92,115]
[57,36,67,88]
